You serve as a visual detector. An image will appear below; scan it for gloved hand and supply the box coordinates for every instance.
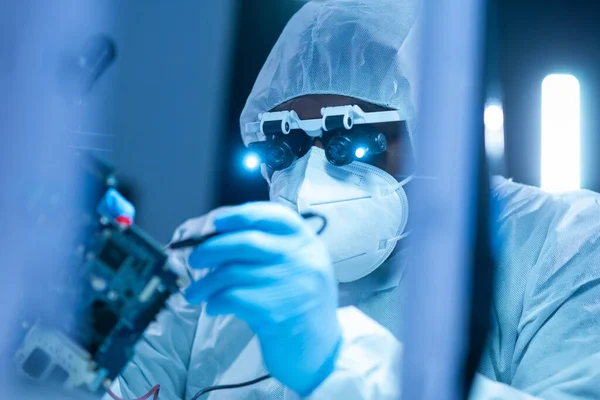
[184,202,342,396]
[97,188,136,226]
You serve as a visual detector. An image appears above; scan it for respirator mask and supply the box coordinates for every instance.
[268,147,409,282]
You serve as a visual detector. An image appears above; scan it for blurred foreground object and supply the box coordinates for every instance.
[402,0,493,399]
[13,154,180,395]
[1,3,179,396]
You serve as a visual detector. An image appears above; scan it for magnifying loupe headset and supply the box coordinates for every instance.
[244,105,407,171]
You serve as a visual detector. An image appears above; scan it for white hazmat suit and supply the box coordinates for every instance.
[110,0,600,398]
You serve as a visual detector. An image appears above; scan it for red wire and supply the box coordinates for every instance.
[115,215,133,227]
[107,384,160,400]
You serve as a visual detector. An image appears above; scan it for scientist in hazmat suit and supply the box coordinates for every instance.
[107,0,600,399]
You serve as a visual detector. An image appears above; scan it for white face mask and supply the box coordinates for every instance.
[269,147,410,283]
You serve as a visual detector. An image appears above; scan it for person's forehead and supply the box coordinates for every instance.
[272,94,388,120]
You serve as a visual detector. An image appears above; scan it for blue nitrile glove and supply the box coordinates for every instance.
[97,188,136,226]
[184,202,342,396]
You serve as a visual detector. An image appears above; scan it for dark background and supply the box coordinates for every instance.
[218,0,600,206]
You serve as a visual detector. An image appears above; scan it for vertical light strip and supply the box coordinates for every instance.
[541,74,580,192]
[484,102,505,159]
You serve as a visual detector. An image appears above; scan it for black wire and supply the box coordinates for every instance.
[190,374,272,400]
[169,212,327,250]
[299,211,327,235]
